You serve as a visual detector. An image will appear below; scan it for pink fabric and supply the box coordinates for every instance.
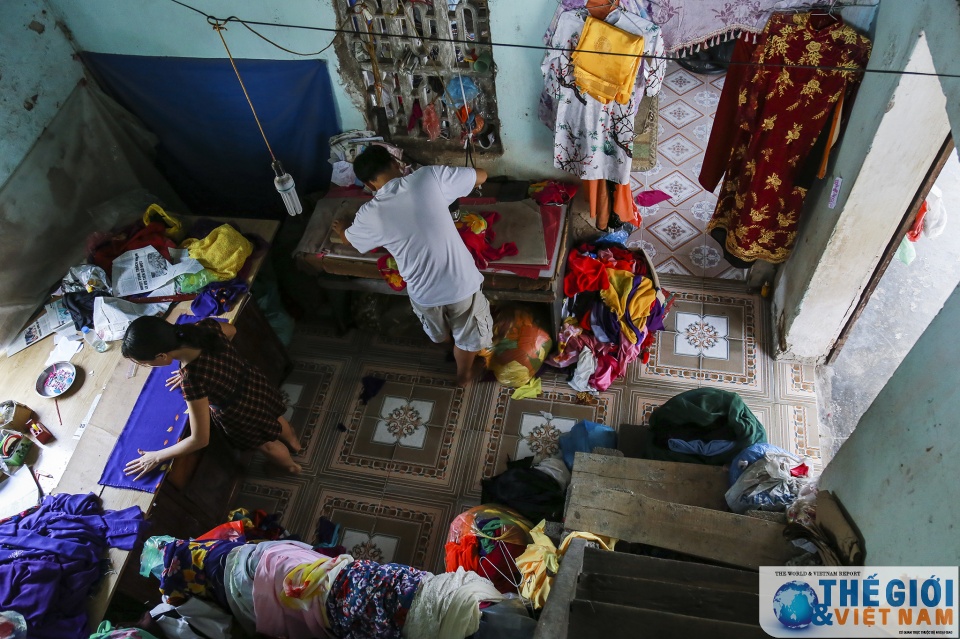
[253,541,336,639]
[633,189,672,207]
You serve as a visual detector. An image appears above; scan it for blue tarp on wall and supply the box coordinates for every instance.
[84,53,341,216]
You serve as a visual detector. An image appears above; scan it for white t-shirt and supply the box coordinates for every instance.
[345,165,483,307]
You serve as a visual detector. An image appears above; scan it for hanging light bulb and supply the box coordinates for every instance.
[273,160,302,216]
[213,20,303,216]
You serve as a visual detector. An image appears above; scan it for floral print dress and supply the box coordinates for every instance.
[540,8,665,184]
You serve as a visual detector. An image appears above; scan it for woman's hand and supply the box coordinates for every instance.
[165,370,183,391]
[124,449,163,480]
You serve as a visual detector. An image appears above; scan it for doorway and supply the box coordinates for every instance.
[816,136,959,462]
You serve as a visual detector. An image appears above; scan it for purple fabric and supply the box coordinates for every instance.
[590,300,621,344]
[646,298,667,333]
[622,275,650,343]
[190,278,249,318]
[0,493,145,639]
[633,189,673,207]
[98,315,222,492]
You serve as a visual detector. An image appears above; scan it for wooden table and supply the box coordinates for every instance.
[294,195,573,333]
[0,216,284,627]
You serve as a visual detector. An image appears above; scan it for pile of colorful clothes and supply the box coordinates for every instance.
[547,241,671,391]
[143,531,505,639]
[0,493,146,639]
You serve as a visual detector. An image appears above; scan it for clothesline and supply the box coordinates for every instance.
[165,0,960,80]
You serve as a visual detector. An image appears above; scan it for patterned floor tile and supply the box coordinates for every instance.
[662,67,704,95]
[658,133,704,165]
[775,361,818,403]
[643,289,769,397]
[322,367,470,493]
[469,386,614,491]
[654,256,695,276]
[647,210,700,251]
[652,170,702,206]
[659,99,704,129]
[310,485,451,570]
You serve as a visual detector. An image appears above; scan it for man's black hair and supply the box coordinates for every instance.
[353,145,395,185]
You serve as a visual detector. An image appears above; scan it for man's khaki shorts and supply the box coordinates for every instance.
[410,290,493,352]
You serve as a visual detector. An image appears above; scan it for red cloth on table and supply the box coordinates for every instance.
[91,221,177,273]
[458,211,519,270]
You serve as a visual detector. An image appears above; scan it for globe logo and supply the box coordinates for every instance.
[773,581,820,629]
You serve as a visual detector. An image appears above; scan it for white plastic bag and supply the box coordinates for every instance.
[151,599,233,639]
[725,450,809,514]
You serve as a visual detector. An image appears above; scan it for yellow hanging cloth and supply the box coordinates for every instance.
[515,521,559,610]
[180,224,254,281]
[572,16,645,105]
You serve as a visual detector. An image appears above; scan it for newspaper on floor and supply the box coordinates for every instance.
[111,246,203,298]
[5,299,75,357]
[93,296,172,342]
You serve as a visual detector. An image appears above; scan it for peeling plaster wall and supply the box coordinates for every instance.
[819,281,960,564]
[0,0,84,188]
[773,0,960,361]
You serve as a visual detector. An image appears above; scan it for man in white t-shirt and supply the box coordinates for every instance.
[332,145,492,385]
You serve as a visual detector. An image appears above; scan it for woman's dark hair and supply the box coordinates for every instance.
[353,145,395,184]
[121,316,222,361]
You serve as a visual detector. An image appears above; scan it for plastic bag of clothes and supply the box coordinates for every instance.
[725,448,811,514]
[484,308,553,388]
[445,505,533,594]
[150,599,233,639]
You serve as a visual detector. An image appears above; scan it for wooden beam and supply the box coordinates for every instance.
[581,547,757,593]
[566,483,799,569]
[533,537,586,639]
[567,601,768,639]
[576,574,759,623]
[571,453,729,510]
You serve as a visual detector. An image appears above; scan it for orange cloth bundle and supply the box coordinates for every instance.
[572,16,645,105]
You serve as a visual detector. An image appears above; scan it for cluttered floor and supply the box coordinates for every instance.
[232,273,821,575]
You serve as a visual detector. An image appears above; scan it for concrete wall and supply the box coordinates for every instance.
[820,282,960,564]
[773,0,960,361]
[43,0,566,179]
[0,0,84,188]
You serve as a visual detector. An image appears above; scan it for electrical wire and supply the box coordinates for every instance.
[211,19,277,161]
[162,0,960,80]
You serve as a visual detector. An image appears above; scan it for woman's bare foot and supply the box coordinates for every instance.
[277,416,304,455]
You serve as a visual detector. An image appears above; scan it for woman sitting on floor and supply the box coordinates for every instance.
[121,316,302,477]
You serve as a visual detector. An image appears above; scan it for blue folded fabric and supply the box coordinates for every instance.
[559,420,618,470]
[667,438,737,457]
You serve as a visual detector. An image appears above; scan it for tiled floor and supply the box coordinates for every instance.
[569,61,747,280]
[232,276,821,574]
